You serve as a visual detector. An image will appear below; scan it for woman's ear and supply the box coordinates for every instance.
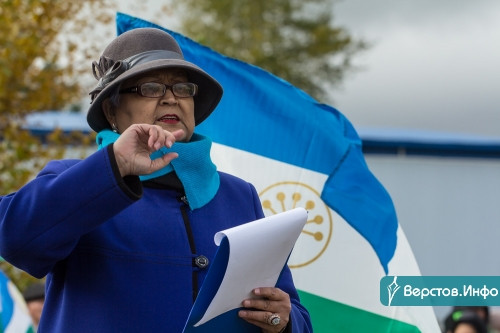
[102,99,115,125]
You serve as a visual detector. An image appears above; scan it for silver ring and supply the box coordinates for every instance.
[268,313,281,326]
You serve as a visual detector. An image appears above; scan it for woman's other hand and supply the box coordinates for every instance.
[239,287,291,333]
[113,124,184,177]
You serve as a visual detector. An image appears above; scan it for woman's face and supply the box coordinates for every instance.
[104,68,195,142]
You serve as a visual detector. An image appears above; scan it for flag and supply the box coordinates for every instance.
[0,269,34,333]
[117,13,441,332]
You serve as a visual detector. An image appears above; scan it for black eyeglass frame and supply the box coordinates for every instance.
[119,82,198,98]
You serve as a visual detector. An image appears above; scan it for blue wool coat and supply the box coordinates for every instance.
[0,146,312,332]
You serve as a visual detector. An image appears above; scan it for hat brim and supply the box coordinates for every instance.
[87,59,223,133]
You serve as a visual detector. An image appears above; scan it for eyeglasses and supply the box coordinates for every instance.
[119,82,198,98]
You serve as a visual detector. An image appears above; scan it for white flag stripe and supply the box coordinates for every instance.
[388,228,441,332]
[5,281,33,333]
[212,143,385,310]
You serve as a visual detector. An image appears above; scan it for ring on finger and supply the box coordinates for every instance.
[268,313,281,326]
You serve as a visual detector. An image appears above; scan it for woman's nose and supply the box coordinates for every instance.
[159,88,177,104]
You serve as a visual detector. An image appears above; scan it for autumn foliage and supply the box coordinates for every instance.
[0,0,113,289]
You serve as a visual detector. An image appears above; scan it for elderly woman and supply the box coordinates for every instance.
[0,28,311,332]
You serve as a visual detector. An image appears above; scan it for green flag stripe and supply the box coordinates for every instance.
[298,290,421,333]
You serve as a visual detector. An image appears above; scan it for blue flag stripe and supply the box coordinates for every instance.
[1,271,14,330]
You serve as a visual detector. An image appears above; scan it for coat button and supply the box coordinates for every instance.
[194,255,209,268]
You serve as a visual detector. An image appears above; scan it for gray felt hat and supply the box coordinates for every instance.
[87,28,223,132]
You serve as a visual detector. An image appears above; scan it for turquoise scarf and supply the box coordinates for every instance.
[96,130,220,210]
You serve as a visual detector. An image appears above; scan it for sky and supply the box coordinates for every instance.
[332,0,500,137]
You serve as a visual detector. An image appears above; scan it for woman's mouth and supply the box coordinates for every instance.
[157,114,180,124]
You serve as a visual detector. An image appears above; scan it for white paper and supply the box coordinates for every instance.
[194,207,308,326]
